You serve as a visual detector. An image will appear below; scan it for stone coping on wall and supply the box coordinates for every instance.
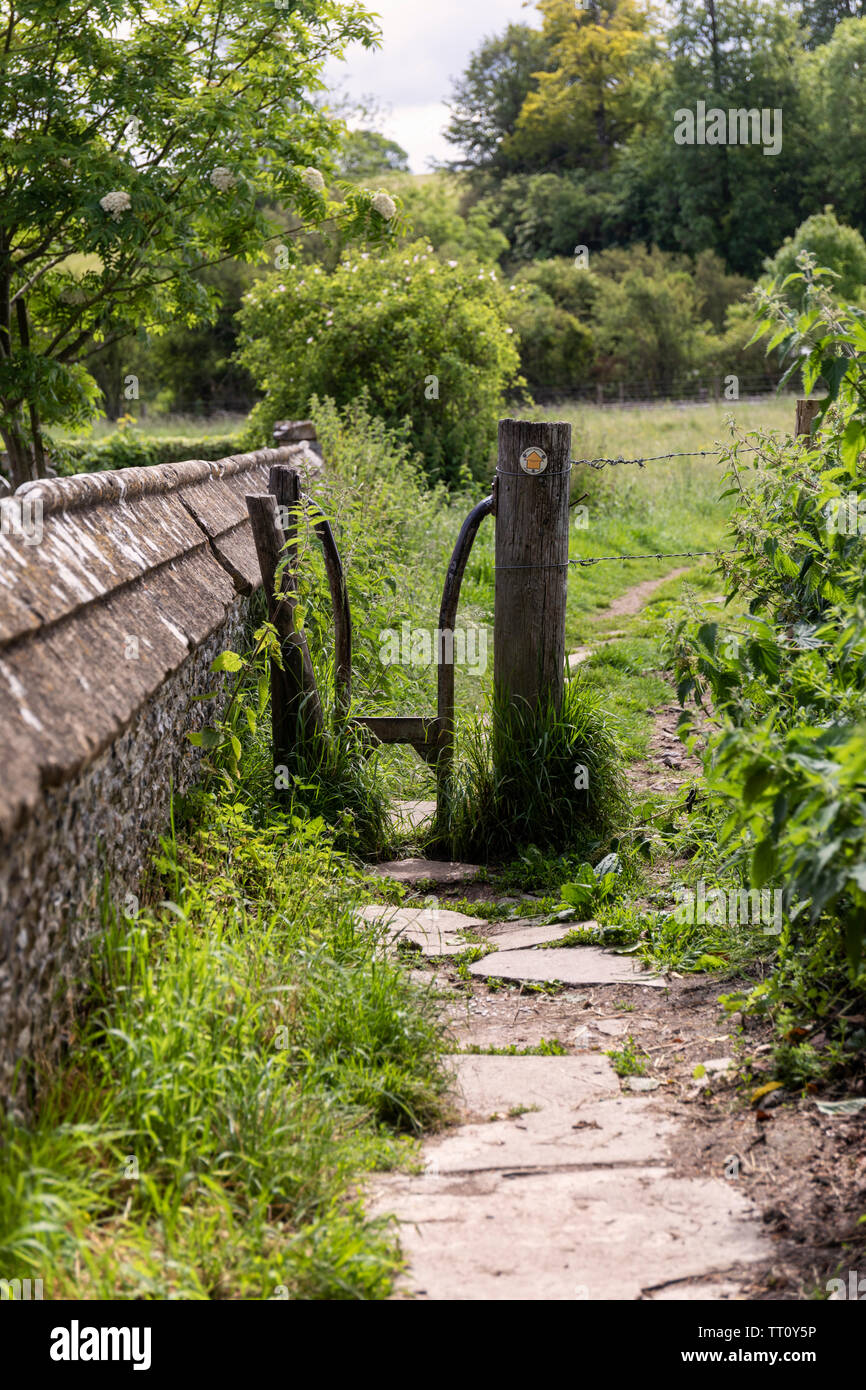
[0,434,321,840]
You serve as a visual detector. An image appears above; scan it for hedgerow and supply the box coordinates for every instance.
[671,256,866,1064]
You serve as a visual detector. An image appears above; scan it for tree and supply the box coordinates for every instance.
[508,0,659,174]
[444,23,551,180]
[0,1,391,489]
[475,168,630,261]
[634,0,810,276]
[799,0,865,46]
[337,130,410,181]
[805,19,866,226]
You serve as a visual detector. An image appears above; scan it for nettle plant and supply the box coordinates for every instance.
[188,624,280,787]
[671,259,866,970]
[0,0,392,488]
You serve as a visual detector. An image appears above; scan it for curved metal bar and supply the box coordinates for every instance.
[311,511,352,721]
[437,494,495,785]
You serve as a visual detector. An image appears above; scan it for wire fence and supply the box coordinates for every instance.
[569,440,756,568]
[573,444,759,470]
[527,373,791,408]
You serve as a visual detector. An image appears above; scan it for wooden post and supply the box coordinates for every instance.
[271,463,352,723]
[493,419,572,716]
[796,398,820,437]
[246,487,322,772]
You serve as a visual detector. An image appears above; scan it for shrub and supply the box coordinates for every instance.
[762,207,866,308]
[49,431,245,476]
[396,177,510,264]
[236,239,522,485]
[670,260,866,1054]
[589,247,705,393]
[506,278,593,391]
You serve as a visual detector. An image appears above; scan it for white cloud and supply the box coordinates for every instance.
[325,0,537,171]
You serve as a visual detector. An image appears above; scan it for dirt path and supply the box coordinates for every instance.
[367,909,865,1300]
[367,951,772,1300]
[364,568,865,1302]
[600,566,691,618]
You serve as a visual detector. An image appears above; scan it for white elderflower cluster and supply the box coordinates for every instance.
[301,167,325,192]
[210,167,236,192]
[371,191,396,220]
[99,191,131,221]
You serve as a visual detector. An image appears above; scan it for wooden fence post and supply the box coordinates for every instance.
[270,462,352,723]
[796,398,820,437]
[246,480,322,774]
[493,419,572,718]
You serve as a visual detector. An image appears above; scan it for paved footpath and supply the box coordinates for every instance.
[362,881,772,1302]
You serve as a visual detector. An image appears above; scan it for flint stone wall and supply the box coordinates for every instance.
[0,423,320,1111]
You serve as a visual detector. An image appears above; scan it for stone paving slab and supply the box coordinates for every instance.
[356,904,485,957]
[428,1056,674,1171]
[368,859,483,886]
[391,800,437,830]
[468,945,667,988]
[368,1166,768,1301]
[480,920,589,951]
[646,1281,744,1301]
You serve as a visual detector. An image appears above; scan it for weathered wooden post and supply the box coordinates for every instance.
[796,398,820,437]
[493,419,572,716]
[246,467,322,775]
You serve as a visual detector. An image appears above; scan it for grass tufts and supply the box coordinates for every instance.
[431,677,631,862]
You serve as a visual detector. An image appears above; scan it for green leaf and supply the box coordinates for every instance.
[743,767,774,805]
[752,838,776,888]
[841,420,866,469]
[692,954,727,972]
[211,651,244,673]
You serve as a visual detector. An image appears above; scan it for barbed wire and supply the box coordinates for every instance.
[498,548,740,570]
[571,548,740,567]
[573,445,761,469]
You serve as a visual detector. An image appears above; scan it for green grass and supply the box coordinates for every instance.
[544,397,795,643]
[606,1036,650,1078]
[430,680,631,863]
[459,1039,569,1056]
[56,412,250,444]
[577,641,671,760]
[0,795,452,1300]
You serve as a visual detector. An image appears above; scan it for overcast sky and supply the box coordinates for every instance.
[324,0,539,172]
